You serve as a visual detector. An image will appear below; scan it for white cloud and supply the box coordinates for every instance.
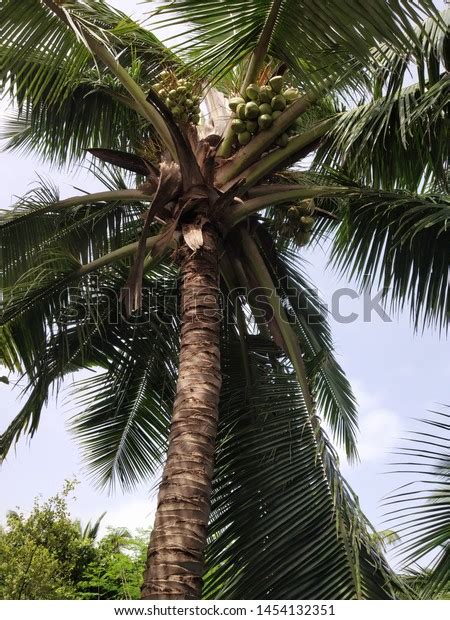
[358,407,401,462]
[335,382,402,471]
[352,380,379,411]
[99,496,158,537]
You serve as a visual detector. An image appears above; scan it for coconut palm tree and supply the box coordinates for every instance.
[1,0,449,600]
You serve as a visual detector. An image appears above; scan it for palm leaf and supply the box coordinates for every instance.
[328,182,450,330]
[238,169,449,330]
[204,312,399,599]
[385,407,450,598]
[267,239,359,461]
[150,0,439,89]
[316,7,449,191]
[1,170,150,289]
[70,266,179,490]
[0,263,179,478]
[0,0,175,165]
[316,78,449,192]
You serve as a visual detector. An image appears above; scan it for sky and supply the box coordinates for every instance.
[0,0,448,564]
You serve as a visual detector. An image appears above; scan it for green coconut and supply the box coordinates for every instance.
[258,113,273,130]
[191,113,200,124]
[238,131,252,146]
[185,98,194,109]
[176,85,187,95]
[269,75,284,94]
[246,120,259,133]
[271,95,287,111]
[245,83,260,101]
[295,230,311,246]
[168,89,178,99]
[229,96,246,112]
[235,103,246,121]
[259,103,273,116]
[276,132,289,147]
[259,86,273,103]
[232,118,247,133]
[296,200,314,216]
[245,101,260,119]
[272,110,283,121]
[300,215,315,229]
[283,87,299,102]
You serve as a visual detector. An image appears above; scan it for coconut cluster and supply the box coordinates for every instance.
[274,199,316,246]
[152,70,201,125]
[228,75,299,147]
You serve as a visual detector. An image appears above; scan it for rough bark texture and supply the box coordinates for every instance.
[141,224,222,600]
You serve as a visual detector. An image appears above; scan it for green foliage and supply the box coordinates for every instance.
[0,483,147,600]
[76,529,147,600]
[328,178,450,331]
[260,169,450,330]
[0,481,94,599]
[205,329,397,599]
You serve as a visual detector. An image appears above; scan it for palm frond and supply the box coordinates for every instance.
[235,221,358,460]
[0,325,22,373]
[316,78,449,192]
[78,512,106,541]
[328,180,450,330]
[204,313,400,599]
[1,172,149,290]
[385,407,450,599]
[149,0,439,89]
[269,241,359,461]
[316,7,449,191]
[0,0,174,165]
[0,263,179,484]
[70,266,179,490]
[1,88,149,167]
[229,170,449,332]
[259,170,450,332]
[372,7,450,98]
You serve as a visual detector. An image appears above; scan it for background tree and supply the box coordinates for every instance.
[1,0,448,600]
[0,482,95,599]
[77,528,148,600]
[0,483,147,600]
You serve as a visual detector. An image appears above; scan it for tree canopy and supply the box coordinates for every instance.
[0,482,147,600]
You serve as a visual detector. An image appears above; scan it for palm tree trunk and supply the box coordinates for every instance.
[141,224,222,600]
